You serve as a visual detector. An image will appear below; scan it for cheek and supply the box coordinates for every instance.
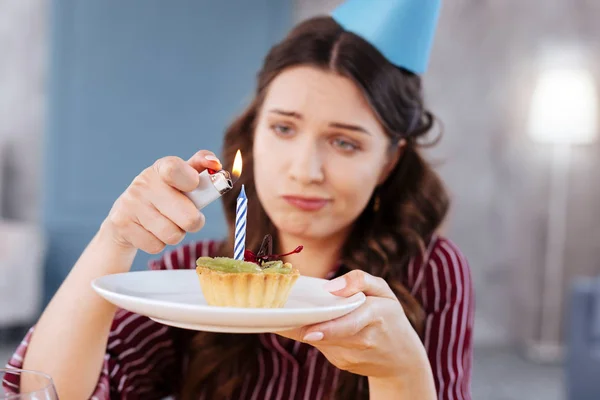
[252,126,270,159]
[252,130,282,199]
[327,160,381,212]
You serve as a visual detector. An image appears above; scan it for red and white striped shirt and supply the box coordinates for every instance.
[4,236,474,399]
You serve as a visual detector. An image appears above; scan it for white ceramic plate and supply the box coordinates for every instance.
[92,270,366,333]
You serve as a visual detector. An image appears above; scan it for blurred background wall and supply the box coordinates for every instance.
[3,0,600,398]
[1,0,292,306]
[0,0,45,222]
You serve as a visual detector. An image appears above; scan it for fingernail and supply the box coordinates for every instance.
[303,332,324,342]
[323,277,346,292]
[205,155,220,163]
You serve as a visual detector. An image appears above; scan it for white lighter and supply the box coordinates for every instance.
[184,169,233,210]
[184,150,242,210]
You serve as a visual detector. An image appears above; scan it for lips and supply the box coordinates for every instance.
[282,195,331,211]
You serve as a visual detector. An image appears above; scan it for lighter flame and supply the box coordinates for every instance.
[232,150,243,179]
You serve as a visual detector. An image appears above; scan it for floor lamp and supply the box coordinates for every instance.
[527,67,599,362]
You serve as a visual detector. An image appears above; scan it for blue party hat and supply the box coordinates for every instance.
[331,0,442,74]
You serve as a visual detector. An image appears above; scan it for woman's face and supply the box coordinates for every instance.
[253,66,398,240]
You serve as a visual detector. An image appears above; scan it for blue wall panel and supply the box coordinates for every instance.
[44,0,292,302]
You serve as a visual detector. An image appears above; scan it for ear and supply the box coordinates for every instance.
[377,139,406,185]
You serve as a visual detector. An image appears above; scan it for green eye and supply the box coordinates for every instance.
[272,124,294,136]
[332,137,359,152]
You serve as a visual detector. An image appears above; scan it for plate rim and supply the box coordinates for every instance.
[149,317,299,333]
[91,269,366,315]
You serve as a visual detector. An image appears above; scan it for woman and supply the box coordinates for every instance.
[6,9,473,400]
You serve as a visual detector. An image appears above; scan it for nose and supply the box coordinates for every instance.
[287,137,325,185]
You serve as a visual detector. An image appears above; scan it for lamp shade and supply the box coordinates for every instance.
[528,68,598,145]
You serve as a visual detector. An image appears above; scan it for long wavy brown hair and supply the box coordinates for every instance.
[180,16,449,400]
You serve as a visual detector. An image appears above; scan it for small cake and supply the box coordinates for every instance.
[196,235,302,308]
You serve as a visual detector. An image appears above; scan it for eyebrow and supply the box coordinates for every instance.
[329,122,371,135]
[268,108,372,135]
[269,109,302,119]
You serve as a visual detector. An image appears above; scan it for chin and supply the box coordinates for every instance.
[273,217,313,238]
[266,205,350,240]
[276,219,341,241]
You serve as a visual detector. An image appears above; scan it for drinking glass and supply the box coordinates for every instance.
[0,369,58,399]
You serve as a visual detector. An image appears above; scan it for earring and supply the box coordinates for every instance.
[373,193,381,212]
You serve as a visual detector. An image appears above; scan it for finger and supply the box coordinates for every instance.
[187,150,222,173]
[302,298,385,343]
[278,298,375,344]
[136,203,186,246]
[153,156,200,192]
[151,182,206,233]
[121,221,166,254]
[274,327,304,342]
[323,270,396,300]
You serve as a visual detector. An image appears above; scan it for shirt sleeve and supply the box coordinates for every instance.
[3,310,180,399]
[409,237,475,400]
